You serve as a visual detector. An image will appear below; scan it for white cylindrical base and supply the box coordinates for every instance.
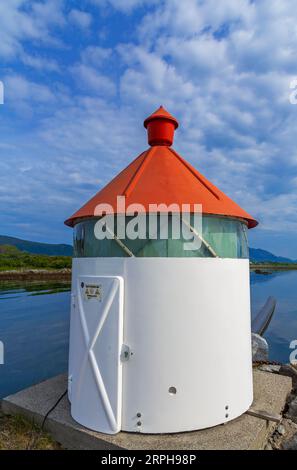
[69,257,253,434]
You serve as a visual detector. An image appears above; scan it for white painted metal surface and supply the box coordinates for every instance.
[69,257,253,434]
[69,275,124,434]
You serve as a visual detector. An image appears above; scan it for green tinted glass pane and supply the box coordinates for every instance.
[73,215,249,259]
[202,217,240,258]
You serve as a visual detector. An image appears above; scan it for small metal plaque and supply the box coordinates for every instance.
[84,284,102,301]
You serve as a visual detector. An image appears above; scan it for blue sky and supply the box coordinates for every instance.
[1,0,297,257]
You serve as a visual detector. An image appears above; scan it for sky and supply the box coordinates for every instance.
[1,0,297,257]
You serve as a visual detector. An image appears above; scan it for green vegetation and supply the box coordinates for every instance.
[0,412,61,450]
[250,261,297,270]
[0,244,71,271]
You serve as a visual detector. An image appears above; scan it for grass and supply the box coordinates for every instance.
[0,412,61,450]
[0,245,71,271]
[250,262,297,270]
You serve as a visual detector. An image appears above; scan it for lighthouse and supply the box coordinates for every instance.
[65,106,257,434]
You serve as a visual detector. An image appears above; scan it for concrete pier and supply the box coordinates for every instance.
[1,370,292,450]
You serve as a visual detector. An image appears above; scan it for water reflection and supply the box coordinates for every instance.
[0,280,71,399]
[251,270,297,364]
[0,280,70,297]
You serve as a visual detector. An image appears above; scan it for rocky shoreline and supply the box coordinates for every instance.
[0,269,71,281]
[252,331,297,449]
[254,363,297,450]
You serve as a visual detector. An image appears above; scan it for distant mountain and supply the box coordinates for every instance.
[0,235,73,256]
[249,248,295,264]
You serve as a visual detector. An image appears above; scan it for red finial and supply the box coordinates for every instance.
[144,106,179,146]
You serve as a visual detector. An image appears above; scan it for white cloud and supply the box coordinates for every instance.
[119,46,195,107]
[0,0,65,59]
[69,9,92,29]
[156,36,228,76]
[39,96,142,158]
[71,64,116,96]
[2,73,72,118]
[139,0,253,39]
[20,52,60,71]
[31,0,65,26]
[81,46,112,66]
[4,74,55,104]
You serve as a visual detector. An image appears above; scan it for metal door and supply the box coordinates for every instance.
[70,275,124,434]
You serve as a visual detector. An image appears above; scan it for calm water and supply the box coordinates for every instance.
[251,270,297,364]
[0,271,297,398]
[0,281,71,398]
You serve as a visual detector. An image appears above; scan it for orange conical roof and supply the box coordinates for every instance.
[65,107,257,229]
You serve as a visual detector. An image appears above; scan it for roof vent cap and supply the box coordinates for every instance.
[144,105,179,147]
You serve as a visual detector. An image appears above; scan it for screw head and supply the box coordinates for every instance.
[81,282,84,288]
[225,414,229,418]
[225,405,229,410]
[137,421,141,426]
[137,413,141,418]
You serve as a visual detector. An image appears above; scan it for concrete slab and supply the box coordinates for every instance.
[1,370,292,450]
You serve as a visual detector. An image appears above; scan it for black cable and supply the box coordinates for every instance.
[40,389,67,430]
[26,388,67,449]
